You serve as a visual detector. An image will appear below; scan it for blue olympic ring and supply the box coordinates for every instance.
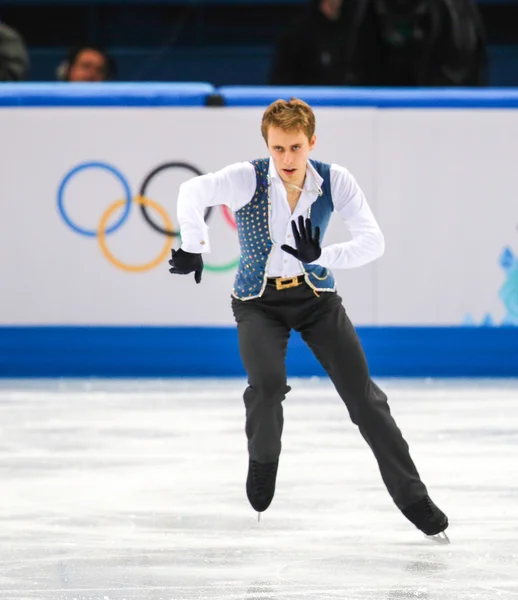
[57,162,132,237]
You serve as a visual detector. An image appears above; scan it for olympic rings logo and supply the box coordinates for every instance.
[57,161,238,273]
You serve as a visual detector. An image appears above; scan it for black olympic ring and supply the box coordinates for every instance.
[138,162,213,237]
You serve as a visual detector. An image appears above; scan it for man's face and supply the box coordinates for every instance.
[320,0,343,17]
[68,49,107,82]
[266,126,316,187]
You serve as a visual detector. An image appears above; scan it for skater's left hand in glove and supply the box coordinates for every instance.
[168,248,204,284]
[281,215,321,263]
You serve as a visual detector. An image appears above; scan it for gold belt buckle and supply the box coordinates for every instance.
[275,276,300,290]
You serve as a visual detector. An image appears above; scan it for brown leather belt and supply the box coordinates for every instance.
[266,275,305,290]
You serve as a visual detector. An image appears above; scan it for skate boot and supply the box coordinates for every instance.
[402,495,449,543]
[246,459,279,513]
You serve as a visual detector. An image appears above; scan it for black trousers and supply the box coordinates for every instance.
[231,281,428,510]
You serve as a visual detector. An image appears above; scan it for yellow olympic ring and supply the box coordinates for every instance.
[98,195,174,273]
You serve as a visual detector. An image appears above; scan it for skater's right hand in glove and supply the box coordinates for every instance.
[168,248,203,284]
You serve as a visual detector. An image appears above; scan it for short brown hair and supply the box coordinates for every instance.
[261,98,316,143]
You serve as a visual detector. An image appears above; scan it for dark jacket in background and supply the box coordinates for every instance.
[270,0,350,86]
[0,21,30,81]
[269,0,486,87]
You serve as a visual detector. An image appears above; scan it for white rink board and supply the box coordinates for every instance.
[1,107,517,326]
[376,109,518,325]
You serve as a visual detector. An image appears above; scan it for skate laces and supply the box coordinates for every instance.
[419,496,435,518]
[405,496,436,522]
[402,495,448,536]
[251,461,277,494]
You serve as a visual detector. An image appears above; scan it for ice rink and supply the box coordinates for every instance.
[0,377,517,600]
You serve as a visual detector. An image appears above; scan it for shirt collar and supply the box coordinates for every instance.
[268,157,324,193]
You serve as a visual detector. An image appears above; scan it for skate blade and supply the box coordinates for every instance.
[424,531,450,544]
[258,512,261,523]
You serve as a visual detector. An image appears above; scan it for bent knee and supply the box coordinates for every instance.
[245,375,290,405]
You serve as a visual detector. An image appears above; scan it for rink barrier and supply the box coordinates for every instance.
[0,83,216,106]
[216,86,518,107]
[0,326,517,378]
[3,84,518,108]
[2,83,518,377]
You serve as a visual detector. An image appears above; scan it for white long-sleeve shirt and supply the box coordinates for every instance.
[177,158,384,278]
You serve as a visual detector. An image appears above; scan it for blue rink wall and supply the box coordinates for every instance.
[1,83,518,378]
[1,326,518,378]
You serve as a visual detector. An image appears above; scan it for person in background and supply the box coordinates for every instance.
[270,0,486,87]
[270,0,348,86]
[57,46,115,82]
[0,20,29,81]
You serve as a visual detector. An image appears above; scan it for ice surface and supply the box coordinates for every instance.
[0,377,517,600]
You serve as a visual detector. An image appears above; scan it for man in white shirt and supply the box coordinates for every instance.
[169,98,448,541]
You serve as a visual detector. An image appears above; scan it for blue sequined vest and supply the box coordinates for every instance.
[232,158,336,301]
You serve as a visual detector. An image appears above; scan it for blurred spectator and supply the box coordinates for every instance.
[270,0,486,87]
[0,20,29,81]
[57,46,116,82]
[270,0,347,86]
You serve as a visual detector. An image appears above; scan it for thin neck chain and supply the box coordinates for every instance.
[286,183,305,194]
[286,182,323,196]
[267,174,323,197]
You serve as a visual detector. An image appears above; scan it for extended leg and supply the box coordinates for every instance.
[296,292,428,509]
[296,292,448,536]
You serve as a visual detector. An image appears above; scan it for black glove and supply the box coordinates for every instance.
[281,215,321,264]
[168,248,203,284]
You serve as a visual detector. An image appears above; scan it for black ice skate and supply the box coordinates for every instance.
[246,459,279,516]
[402,495,449,543]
